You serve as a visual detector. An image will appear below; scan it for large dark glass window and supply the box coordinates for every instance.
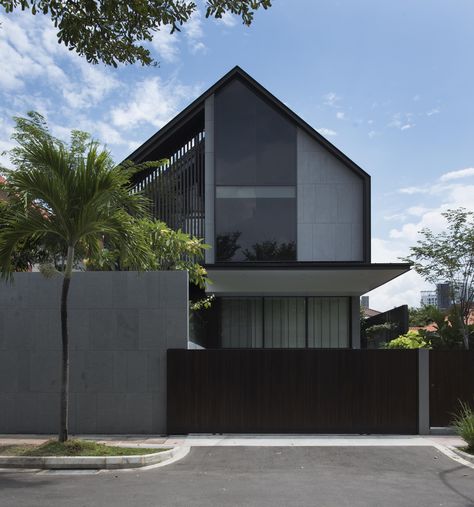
[214,79,296,186]
[216,186,296,262]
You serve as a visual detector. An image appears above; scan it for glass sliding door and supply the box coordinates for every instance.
[218,296,350,348]
[307,297,349,348]
[263,297,306,348]
[220,297,263,348]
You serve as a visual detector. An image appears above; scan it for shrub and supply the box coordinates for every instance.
[452,402,474,452]
[385,331,430,349]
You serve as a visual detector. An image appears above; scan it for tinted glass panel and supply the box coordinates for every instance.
[216,297,350,349]
[307,297,349,348]
[215,79,296,186]
[264,298,306,348]
[220,298,263,347]
[216,195,296,261]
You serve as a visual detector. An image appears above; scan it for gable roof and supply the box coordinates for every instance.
[127,66,370,180]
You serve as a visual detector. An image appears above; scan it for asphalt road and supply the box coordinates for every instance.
[1,446,474,507]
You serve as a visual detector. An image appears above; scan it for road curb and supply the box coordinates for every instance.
[0,446,182,470]
[449,446,474,465]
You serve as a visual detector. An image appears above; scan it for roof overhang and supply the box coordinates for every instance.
[204,263,410,296]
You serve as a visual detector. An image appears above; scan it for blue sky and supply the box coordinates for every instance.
[1,0,473,310]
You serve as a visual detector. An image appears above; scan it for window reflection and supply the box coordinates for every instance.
[215,79,296,186]
[215,192,296,262]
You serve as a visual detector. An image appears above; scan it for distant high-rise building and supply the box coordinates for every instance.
[436,283,451,311]
[420,282,455,310]
[420,290,438,307]
[361,296,370,309]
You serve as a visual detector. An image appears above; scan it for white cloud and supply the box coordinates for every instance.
[111,76,201,129]
[439,167,474,182]
[336,111,345,120]
[388,112,415,131]
[191,41,207,54]
[0,117,15,168]
[0,14,73,90]
[218,12,239,27]
[399,167,474,196]
[62,62,119,109]
[383,212,407,221]
[0,17,45,89]
[368,130,377,138]
[407,206,430,217]
[317,128,337,137]
[399,186,429,195]
[151,29,180,63]
[426,108,440,116]
[0,13,117,110]
[183,10,207,54]
[94,122,127,146]
[323,92,341,107]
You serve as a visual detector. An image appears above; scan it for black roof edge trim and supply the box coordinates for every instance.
[124,66,370,180]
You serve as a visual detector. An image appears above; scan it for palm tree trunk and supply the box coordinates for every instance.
[59,245,74,443]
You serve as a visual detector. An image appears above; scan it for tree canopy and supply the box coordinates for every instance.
[0,112,149,277]
[404,208,474,349]
[408,305,438,327]
[86,217,209,288]
[0,0,272,66]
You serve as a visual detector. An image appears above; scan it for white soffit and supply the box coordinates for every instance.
[205,266,410,296]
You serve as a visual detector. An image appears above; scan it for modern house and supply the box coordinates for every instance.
[127,66,410,350]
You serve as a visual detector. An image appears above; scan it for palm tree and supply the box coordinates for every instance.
[0,113,148,442]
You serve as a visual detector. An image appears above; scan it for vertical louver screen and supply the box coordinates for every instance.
[132,132,205,239]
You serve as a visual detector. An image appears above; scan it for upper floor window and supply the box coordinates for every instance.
[214,79,297,262]
[214,79,296,186]
[215,186,296,262]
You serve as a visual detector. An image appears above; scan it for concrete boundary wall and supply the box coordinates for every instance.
[0,271,189,434]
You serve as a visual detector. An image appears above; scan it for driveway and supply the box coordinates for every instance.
[1,446,473,507]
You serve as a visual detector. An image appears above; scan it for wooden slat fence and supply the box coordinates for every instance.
[429,350,474,427]
[167,349,419,434]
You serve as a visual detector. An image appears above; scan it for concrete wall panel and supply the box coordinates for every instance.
[297,128,364,261]
[0,271,188,434]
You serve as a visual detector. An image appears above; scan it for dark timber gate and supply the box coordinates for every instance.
[429,350,474,427]
[167,349,419,434]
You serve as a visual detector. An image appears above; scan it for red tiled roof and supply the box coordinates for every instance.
[363,308,381,318]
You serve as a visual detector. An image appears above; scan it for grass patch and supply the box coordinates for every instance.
[452,401,474,453]
[0,439,165,457]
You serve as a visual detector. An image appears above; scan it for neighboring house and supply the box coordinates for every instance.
[127,66,410,349]
[363,307,381,318]
[363,304,409,348]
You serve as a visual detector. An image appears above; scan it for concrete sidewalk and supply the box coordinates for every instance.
[0,433,465,448]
